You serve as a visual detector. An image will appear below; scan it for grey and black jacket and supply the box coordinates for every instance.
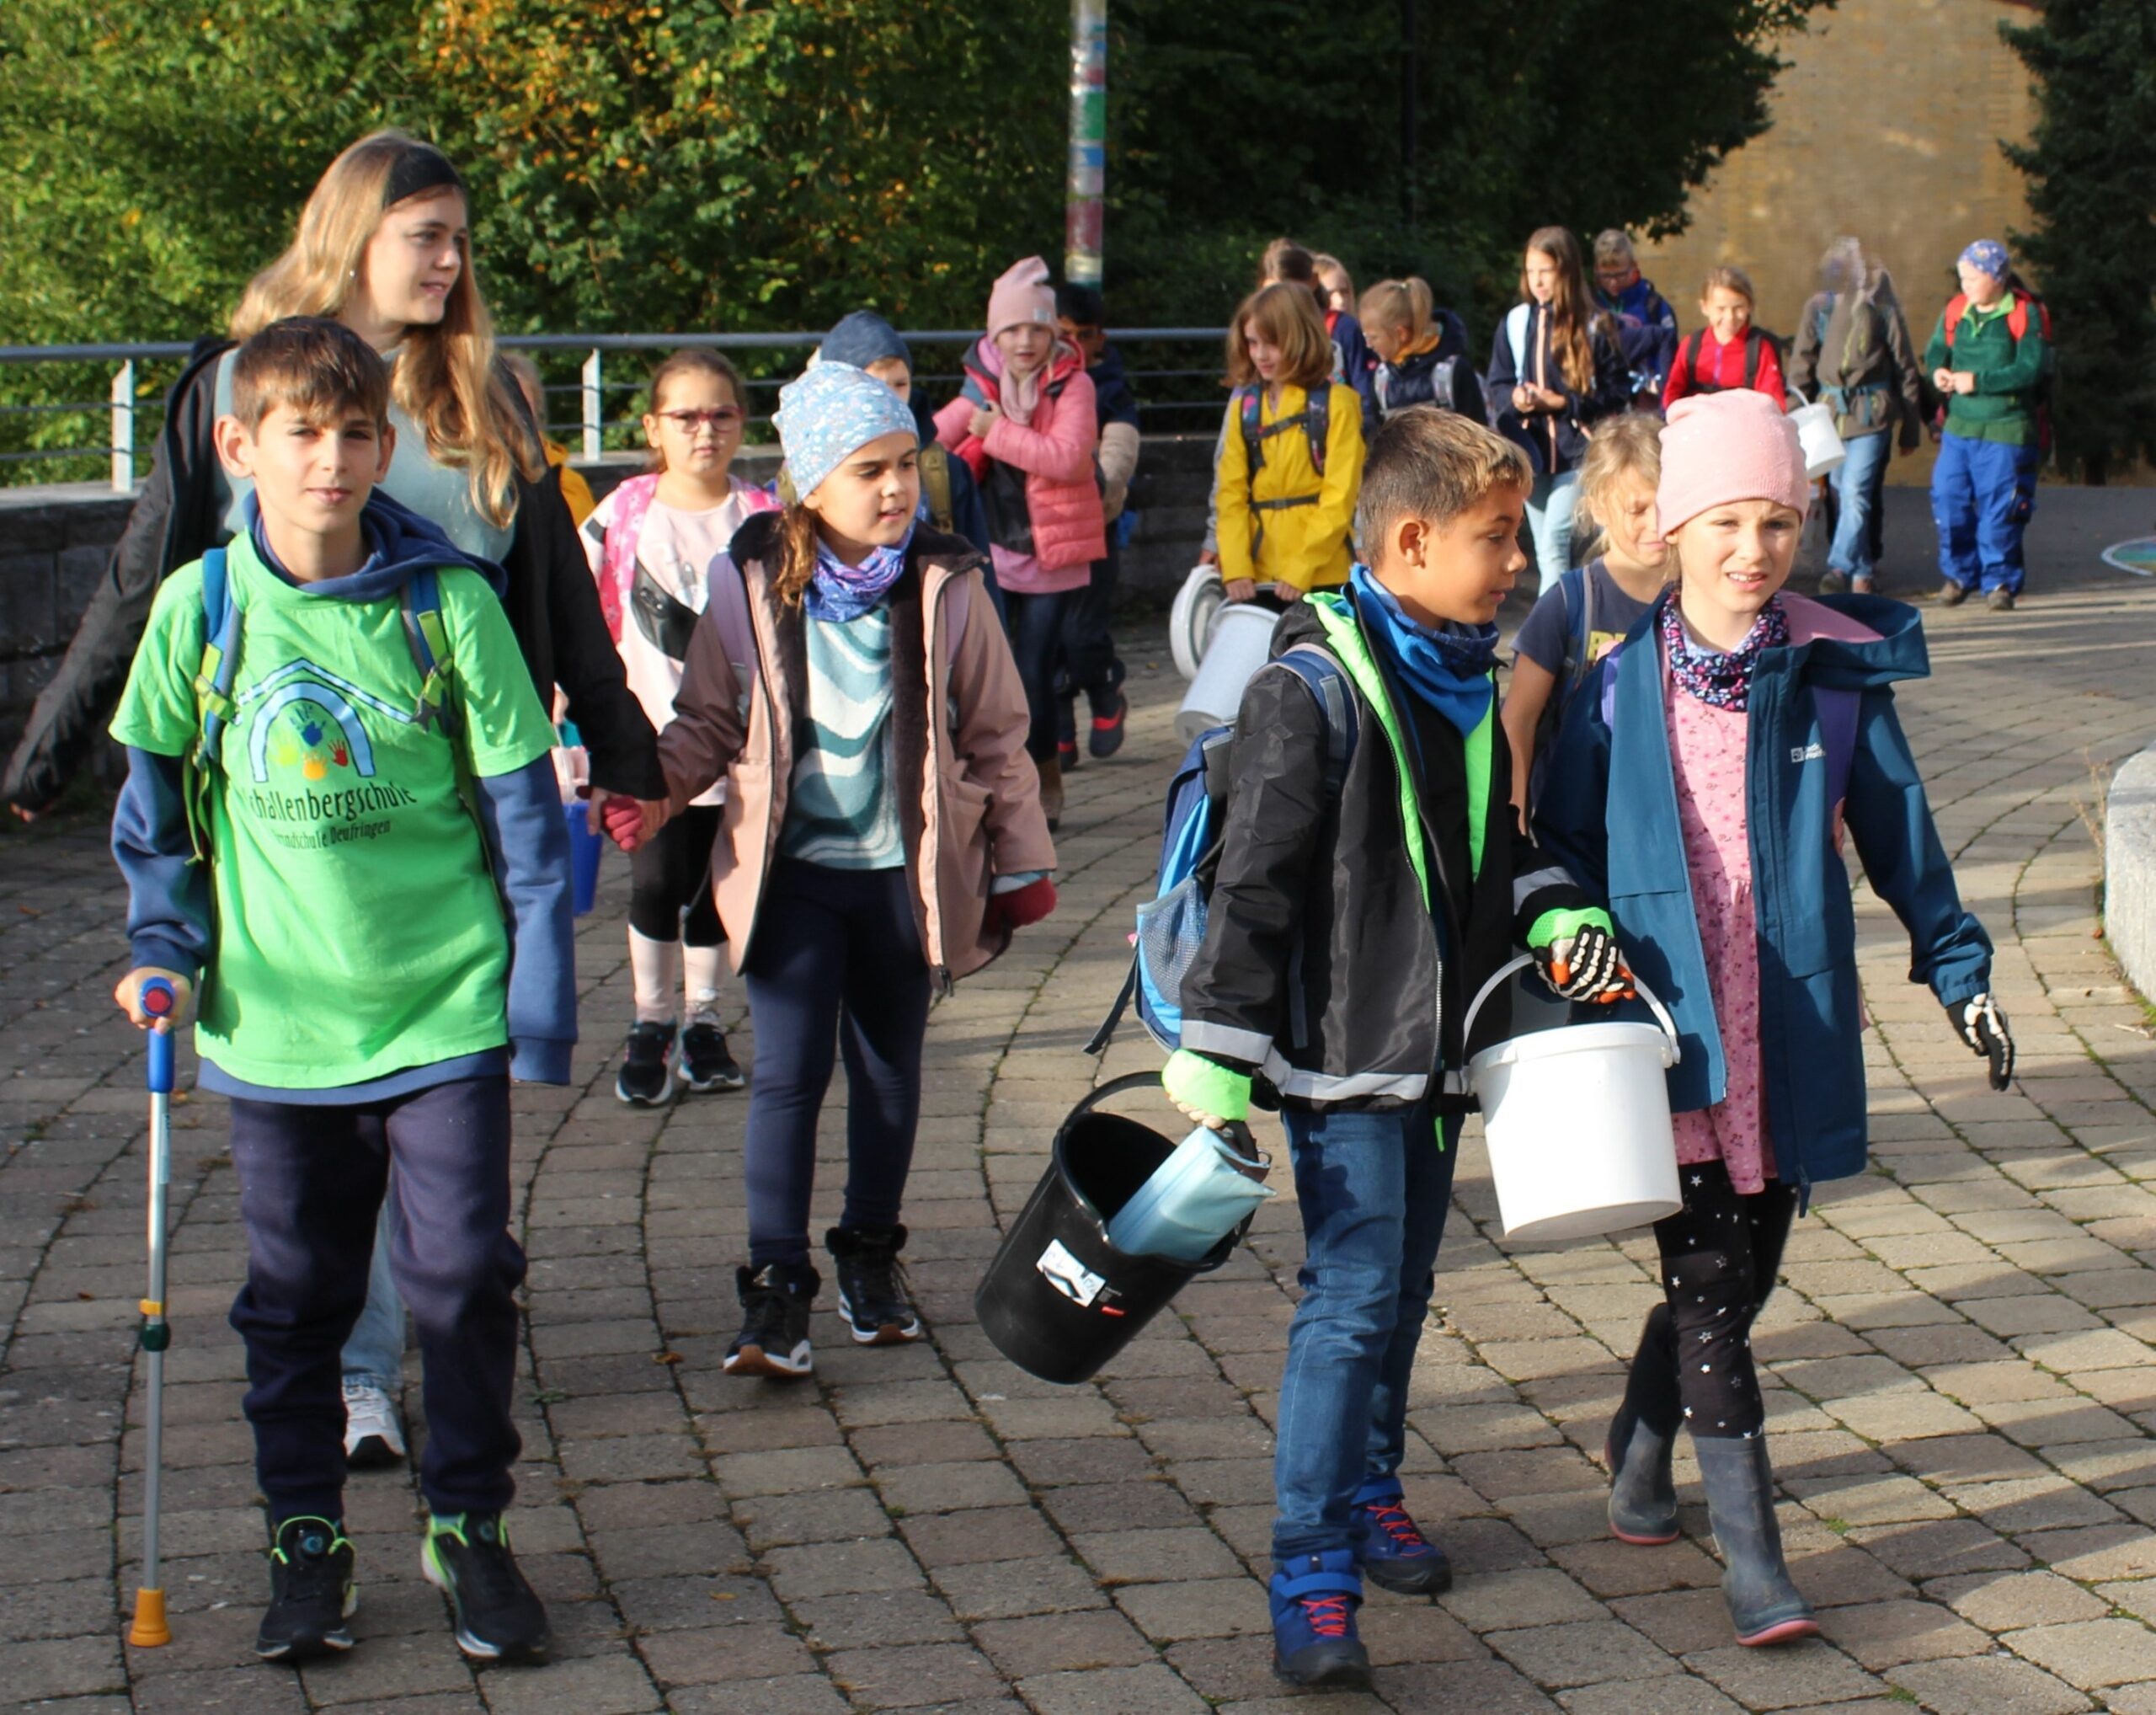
[1179,591,1590,1113]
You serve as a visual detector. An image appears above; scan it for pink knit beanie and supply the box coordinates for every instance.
[986,256,1057,339]
[1657,390,1811,536]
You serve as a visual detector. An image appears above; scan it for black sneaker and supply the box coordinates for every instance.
[615,1020,676,1106]
[827,1225,924,1345]
[680,1018,745,1093]
[255,1515,355,1663]
[1937,580,1971,606]
[723,1261,819,1378]
[1988,588,2017,612]
[422,1512,552,1664]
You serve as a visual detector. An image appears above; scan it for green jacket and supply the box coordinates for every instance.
[1923,297,2047,447]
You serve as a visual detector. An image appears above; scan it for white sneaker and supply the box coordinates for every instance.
[343,1375,407,1468]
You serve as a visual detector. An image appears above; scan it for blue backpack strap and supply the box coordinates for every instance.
[1274,644,1358,799]
[184,547,238,861]
[1235,383,1264,476]
[400,569,460,739]
[1305,384,1329,478]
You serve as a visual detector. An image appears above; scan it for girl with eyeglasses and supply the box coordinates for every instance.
[580,349,779,1104]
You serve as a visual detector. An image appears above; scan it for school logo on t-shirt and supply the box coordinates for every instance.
[236,658,421,840]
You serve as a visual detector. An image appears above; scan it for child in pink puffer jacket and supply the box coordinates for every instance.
[934,256,1106,827]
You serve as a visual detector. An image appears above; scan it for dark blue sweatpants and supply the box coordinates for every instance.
[227,1076,524,1523]
[742,859,932,1268]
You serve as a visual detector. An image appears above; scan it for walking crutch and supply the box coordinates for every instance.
[127,976,178,1648]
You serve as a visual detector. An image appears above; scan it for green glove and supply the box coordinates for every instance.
[1163,1048,1251,1129]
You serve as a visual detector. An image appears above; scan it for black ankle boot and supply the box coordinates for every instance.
[1695,1435,1819,1646]
[1607,1306,1680,1545]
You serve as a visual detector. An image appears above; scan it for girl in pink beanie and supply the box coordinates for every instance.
[1534,387,2015,1650]
[934,257,1106,828]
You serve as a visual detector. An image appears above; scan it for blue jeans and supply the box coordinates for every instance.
[1828,430,1891,581]
[1273,1103,1461,1562]
[1525,472,1580,585]
[339,1200,405,1391]
[1931,431,2038,595]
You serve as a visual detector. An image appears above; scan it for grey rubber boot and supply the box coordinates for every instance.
[1605,1405,1679,1545]
[1694,1435,1819,1646]
[1606,1306,1680,1545]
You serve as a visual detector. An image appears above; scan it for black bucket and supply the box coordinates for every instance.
[975,1072,1248,1385]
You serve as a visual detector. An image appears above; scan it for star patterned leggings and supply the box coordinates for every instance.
[1641,1161,1799,1440]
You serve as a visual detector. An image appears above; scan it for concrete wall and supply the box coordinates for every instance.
[2108,745,2156,1009]
[0,435,1222,752]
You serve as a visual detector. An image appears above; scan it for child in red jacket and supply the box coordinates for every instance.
[1663,267,1786,411]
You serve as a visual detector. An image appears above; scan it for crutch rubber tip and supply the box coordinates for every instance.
[127,1587,170,1648]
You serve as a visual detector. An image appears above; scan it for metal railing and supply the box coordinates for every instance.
[0,329,1231,494]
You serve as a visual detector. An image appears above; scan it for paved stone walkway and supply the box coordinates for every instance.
[5,576,2156,1715]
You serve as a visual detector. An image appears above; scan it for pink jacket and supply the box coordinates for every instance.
[934,344,1107,585]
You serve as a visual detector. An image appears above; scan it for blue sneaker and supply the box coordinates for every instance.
[1349,1479,1453,1595]
[1270,1549,1369,1688]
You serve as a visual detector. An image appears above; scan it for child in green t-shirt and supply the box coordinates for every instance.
[109,318,573,1670]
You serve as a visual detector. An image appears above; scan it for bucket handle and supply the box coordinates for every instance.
[1462,954,1683,1067]
[1070,1071,1267,1177]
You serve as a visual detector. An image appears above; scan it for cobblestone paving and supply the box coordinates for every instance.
[5,579,2156,1714]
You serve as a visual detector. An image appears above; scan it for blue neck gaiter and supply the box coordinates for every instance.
[1348,563,1499,736]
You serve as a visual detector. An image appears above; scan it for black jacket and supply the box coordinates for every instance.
[1179,594,1586,1112]
[4,340,662,812]
[1486,304,1631,478]
[1374,310,1487,426]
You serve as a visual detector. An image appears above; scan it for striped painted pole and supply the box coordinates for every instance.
[1065,0,1107,286]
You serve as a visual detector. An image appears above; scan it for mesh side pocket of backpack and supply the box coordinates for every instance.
[1133,874,1210,1052]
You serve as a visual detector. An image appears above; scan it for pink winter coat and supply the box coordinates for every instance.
[934,342,1107,590]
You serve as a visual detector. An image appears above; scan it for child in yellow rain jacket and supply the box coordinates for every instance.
[1214,282,1366,604]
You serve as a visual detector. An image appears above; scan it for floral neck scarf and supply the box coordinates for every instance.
[805,526,915,624]
[1662,595,1789,711]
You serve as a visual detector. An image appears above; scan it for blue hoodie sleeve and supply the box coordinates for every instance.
[112,747,211,978]
[1844,688,1993,1007]
[472,756,578,1084]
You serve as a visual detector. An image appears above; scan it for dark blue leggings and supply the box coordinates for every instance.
[742,860,932,1267]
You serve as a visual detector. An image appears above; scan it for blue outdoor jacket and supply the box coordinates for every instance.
[1534,591,1993,1197]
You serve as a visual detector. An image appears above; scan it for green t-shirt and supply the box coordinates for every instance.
[109,532,554,1087]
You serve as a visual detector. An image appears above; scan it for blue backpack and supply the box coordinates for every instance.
[1085,644,1358,1056]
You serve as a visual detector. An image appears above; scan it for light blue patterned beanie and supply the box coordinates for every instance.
[774,361,918,500]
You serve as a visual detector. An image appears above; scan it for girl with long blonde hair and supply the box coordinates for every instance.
[1487,225,1630,583]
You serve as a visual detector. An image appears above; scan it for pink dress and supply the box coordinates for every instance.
[1662,674,1775,1194]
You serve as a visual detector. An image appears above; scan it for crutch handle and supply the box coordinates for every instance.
[142,979,176,1095]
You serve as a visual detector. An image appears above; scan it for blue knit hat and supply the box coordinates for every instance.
[821,310,910,373]
[773,361,917,500]
[1958,239,2009,282]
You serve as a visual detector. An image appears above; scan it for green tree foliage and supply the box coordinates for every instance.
[2000,0,2156,484]
[0,0,1822,474]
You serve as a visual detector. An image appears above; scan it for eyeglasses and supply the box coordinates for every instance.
[659,408,744,433]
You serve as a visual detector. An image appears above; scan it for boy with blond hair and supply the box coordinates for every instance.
[109,316,571,1669]
[1164,406,1626,1688]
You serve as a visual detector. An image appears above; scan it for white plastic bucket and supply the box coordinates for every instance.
[1169,565,1225,681]
[1176,603,1280,744]
[1460,954,1684,1243]
[1789,400,1847,480]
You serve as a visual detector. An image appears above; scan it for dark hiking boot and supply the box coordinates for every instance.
[1269,1550,1369,1689]
[826,1225,924,1345]
[723,1261,819,1378]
